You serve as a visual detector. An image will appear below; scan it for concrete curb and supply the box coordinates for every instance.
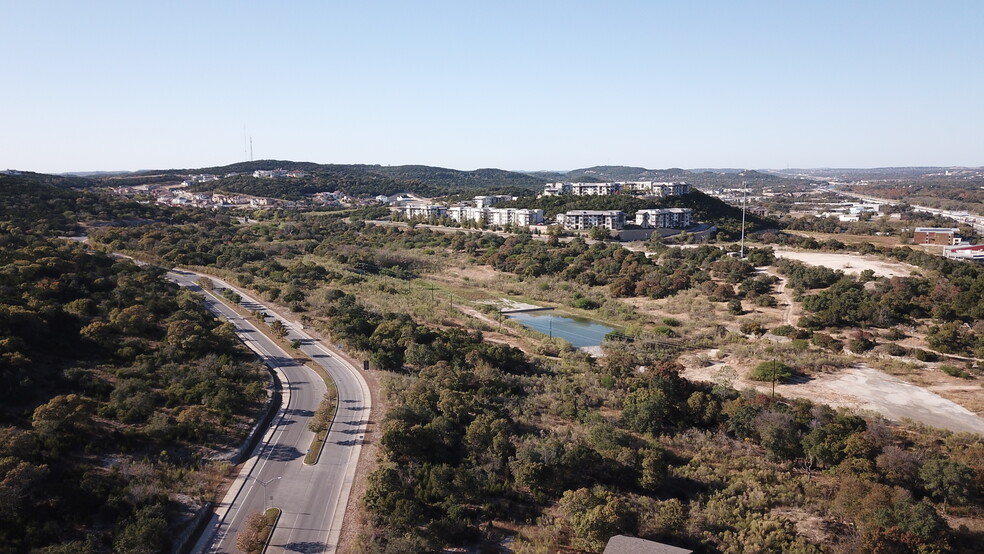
[260,508,282,554]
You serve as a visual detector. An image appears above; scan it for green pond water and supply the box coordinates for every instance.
[506,311,615,348]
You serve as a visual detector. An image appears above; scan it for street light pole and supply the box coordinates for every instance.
[249,475,282,511]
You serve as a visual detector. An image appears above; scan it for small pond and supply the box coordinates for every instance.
[506,311,615,348]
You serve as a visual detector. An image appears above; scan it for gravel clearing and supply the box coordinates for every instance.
[772,248,917,278]
[823,366,984,435]
[682,355,984,436]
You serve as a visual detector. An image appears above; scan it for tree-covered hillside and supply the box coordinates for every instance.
[102,161,547,199]
[0,175,173,235]
[0,231,267,552]
[0,184,268,552]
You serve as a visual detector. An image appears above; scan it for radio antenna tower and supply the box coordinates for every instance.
[250,137,254,162]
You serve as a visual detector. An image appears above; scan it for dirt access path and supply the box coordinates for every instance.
[759,268,795,326]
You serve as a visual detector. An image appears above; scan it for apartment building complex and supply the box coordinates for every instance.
[448,207,544,227]
[556,210,627,230]
[401,203,448,219]
[474,195,515,208]
[401,204,544,228]
[622,181,691,197]
[634,208,693,229]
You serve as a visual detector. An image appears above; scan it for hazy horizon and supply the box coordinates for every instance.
[41,161,984,178]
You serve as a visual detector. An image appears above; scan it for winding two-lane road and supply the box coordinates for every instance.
[168,270,370,553]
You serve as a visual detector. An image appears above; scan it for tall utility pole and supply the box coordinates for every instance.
[740,181,747,259]
[771,356,777,401]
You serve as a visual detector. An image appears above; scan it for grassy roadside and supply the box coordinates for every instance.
[303,391,338,465]
[258,507,281,553]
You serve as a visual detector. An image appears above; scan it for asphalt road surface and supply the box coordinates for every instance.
[167,270,371,554]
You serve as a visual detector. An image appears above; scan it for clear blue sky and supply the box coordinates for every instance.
[3,1,982,173]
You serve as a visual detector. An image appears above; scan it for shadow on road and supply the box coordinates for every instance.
[263,444,303,461]
[279,541,325,553]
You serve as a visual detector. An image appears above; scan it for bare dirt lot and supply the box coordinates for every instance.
[784,230,904,248]
[682,351,984,435]
[772,248,917,278]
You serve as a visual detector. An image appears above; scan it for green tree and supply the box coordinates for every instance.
[621,387,671,436]
[749,361,793,383]
[919,458,975,512]
[559,487,636,551]
[113,504,168,554]
[31,394,94,455]
[269,319,289,340]
[638,446,667,492]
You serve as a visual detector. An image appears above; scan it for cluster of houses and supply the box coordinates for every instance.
[543,181,690,197]
[395,181,695,233]
[252,169,307,179]
[157,190,275,208]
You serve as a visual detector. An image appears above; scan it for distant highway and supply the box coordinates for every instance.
[834,189,984,234]
[167,269,370,554]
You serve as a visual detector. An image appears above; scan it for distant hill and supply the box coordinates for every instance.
[96,160,548,199]
[371,165,546,189]
[5,170,97,189]
[0,174,162,234]
[562,165,689,182]
[34,159,830,199]
[519,166,814,190]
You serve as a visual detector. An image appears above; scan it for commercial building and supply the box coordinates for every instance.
[943,244,984,262]
[914,227,960,246]
[557,210,626,230]
[635,208,693,229]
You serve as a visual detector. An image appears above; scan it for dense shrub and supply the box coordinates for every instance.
[749,361,794,383]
